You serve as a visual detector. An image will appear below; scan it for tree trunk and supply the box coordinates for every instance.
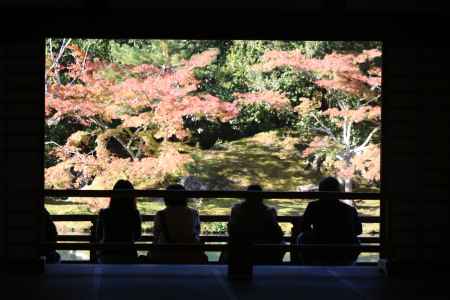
[312,154,325,174]
[344,178,353,192]
[341,178,354,206]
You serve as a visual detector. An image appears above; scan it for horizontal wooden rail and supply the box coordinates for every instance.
[56,234,380,244]
[51,214,380,223]
[51,214,381,262]
[45,189,380,199]
[48,242,381,253]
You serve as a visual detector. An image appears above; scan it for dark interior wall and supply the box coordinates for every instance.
[1,2,449,274]
[382,40,449,272]
[1,39,43,266]
[0,0,447,11]
[1,45,4,261]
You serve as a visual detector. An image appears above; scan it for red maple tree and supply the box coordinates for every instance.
[255,48,382,193]
[45,42,239,210]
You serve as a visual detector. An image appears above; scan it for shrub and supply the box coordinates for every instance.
[202,222,227,235]
[183,116,222,149]
[229,103,295,137]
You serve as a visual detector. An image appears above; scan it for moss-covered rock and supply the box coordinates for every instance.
[66,131,92,148]
[137,130,161,156]
[95,128,130,159]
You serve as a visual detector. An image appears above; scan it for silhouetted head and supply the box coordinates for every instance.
[245,184,264,205]
[164,184,188,207]
[318,176,341,201]
[109,179,136,210]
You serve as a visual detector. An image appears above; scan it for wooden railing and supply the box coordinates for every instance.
[45,189,381,265]
[51,214,380,264]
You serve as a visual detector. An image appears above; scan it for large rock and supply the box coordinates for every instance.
[207,176,237,191]
[297,184,318,192]
[95,129,131,159]
[179,176,208,191]
[179,176,208,208]
[179,175,236,191]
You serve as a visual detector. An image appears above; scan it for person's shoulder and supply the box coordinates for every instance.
[304,200,320,215]
[97,208,110,221]
[133,208,141,217]
[348,204,359,214]
[42,209,51,222]
[265,204,277,215]
[337,201,358,214]
[188,207,200,215]
[156,208,167,216]
[267,205,276,211]
[306,200,319,209]
[230,202,244,217]
[99,208,109,216]
[338,201,354,210]
[231,202,243,211]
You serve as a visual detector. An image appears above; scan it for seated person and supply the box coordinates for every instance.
[149,184,207,263]
[40,208,61,263]
[226,184,284,264]
[95,180,142,263]
[296,176,362,265]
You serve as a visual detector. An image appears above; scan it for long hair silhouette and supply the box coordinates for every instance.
[109,179,136,210]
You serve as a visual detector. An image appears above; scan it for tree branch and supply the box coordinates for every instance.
[69,41,91,84]
[45,141,82,157]
[342,116,348,145]
[337,99,347,110]
[45,38,72,86]
[345,120,353,147]
[45,141,62,147]
[126,127,142,149]
[89,117,108,130]
[312,113,337,141]
[363,95,381,106]
[352,127,379,154]
[311,127,336,141]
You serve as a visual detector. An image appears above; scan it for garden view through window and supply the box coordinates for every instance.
[44,39,382,262]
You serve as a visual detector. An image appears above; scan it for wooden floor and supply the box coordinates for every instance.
[6,264,446,300]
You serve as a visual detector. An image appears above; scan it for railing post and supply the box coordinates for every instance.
[290,217,301,264]
[89,220,97,263]
[227,238,253,280]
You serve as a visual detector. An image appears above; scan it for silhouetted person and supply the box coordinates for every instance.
[227,184,284,264]
[296,176,362,265]
[40,208,61,263]
[95,180,142,263]
[149,184,207,263]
